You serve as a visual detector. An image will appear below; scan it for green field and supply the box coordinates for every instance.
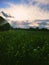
[0,29,49,65]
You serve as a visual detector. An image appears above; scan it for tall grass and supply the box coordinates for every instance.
[0,30,49,65]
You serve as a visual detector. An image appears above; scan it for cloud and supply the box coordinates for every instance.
[23,0,49,5]
[1,11,14,18]
[35,0,49,5]
[0,3,49,28]
[0,3,49,20]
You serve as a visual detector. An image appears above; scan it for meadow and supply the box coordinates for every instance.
[0,29,49,65]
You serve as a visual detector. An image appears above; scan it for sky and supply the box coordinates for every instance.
[0,0,49,28]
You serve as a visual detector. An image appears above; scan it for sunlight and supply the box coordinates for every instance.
[10,5,28,21]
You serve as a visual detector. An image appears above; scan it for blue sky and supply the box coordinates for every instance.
[0,0,48,6]
[0,0,22,8]
[0,0,49,11]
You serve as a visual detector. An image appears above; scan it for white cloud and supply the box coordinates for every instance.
[0,4,49,20]
[35,0,49,5]
[22,0,49,5]
[0,3,49,28]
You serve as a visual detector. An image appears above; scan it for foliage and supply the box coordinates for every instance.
[0,16,6,24]
[0,16,13,31]
[0,23,12,31]
[0,30,49,65]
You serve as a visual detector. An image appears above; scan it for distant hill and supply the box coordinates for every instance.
[0,16,12,31]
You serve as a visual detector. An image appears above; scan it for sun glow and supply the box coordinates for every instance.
[8,5,30,21]
[1,4,49,22]
[13,8,28,21]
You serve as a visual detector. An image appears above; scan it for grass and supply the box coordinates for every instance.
[0,29,49,65]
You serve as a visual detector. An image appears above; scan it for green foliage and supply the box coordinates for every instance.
[0,16,5,24]
[0,23,12,31]
[0,30,49,65]
[0,16,12,31]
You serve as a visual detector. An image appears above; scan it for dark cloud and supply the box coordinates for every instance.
[1,11,14,18]
[34,19,49,29]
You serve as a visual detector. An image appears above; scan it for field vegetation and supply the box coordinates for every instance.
[0,29,49,65]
